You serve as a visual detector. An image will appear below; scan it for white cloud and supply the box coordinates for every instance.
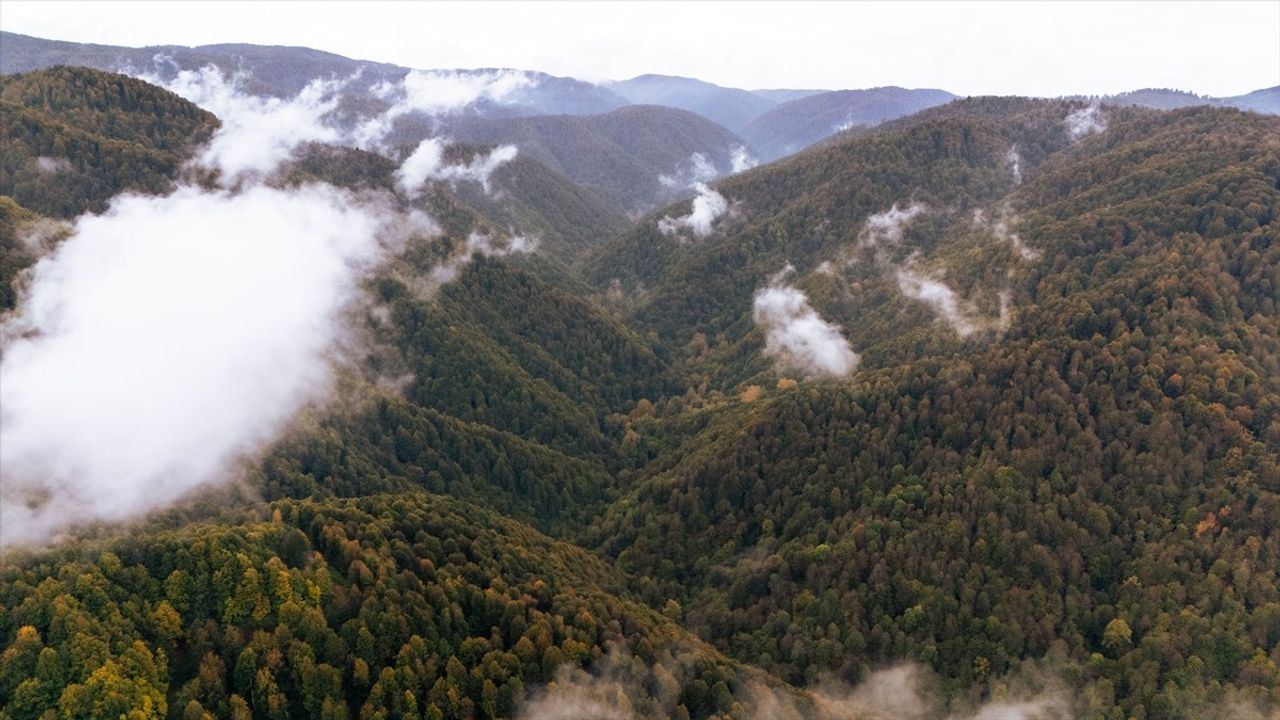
[1065,103,1106,140]
[356,69,537,148]
[395,138,519,195]
[1006,145,1023,184]
[657,182,729,239]
[862,202,926,246]
[35,156,71,174]
[753,268,858,377]
[0,183,426,547]
[730,145,759,173]
[147,65,345,185]
[896,265,980,338]
[658,152,718,189]
[426,230,538,287]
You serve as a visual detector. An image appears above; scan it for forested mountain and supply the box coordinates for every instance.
[581,98,1280,717]
[0,66,218,217]
[740,87,959,161]
[2,59,1279,720]
[1222,86,1280,115]
[605,75,778,133]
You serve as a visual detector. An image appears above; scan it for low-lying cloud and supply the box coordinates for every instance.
[150,66,345,184]
[426,230,538,288]
[658,152,718,190]
[0,184,423,546]
[731,145,759,173]
[753,267,859,377]
[896,260,1011,339]
[0,65,535,547]
[396,138,519,195]
[357,69,536,148]
[1065,103,1106,140]
[657,182,729,239]
[1006,145,1023,185]
[975,205,1040,261]
[862,202,926,246]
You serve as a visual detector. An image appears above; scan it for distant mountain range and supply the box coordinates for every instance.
[4,31,1275,179]
[605,73,777,132]
[1087,86,1280,114]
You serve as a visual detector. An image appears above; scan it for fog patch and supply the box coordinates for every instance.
[517,642,697,720]
[753,266,858,377]
[862,202,926,247]
[396,138,518,195]
[730,145,759,173]
[657,182,729,239]
[34,157,71,174]
[743,663,1075,720]
[975,204,1040,261]
[896,263,982,338]
[1005,145,1023,184]
[145,65,345,185]
[417,230,538,290]
[357,69,535,148]
[0,184,431,547]
[1065,103,1105,140]
[659,152,718,190]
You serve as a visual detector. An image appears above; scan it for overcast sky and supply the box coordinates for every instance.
[2,1,1277,97]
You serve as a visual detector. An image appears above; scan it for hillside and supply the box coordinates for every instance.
[0,490,787,719]
[741,87,958,160]
[0,66,218,218]
[606,74,777,133]
[582,99,1280,716]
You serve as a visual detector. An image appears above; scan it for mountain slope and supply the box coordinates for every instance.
[584,101,1280,716]
[607,74,777,133]
[0,490,788,719]
[741,86,958,160]
[0,66,218,217]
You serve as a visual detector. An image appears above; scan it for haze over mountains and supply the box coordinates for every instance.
[1,26,1279,720]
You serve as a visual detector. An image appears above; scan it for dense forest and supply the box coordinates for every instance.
[1,66,1277,720]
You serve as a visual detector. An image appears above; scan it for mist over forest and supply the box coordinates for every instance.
[0,8,1278,719]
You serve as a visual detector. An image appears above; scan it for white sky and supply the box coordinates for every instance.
[1,1,1277,97]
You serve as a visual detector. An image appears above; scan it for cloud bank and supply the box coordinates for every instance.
[753,268,858,377]
[0,184,418,546]
[657,182,729,239]
[356,69,536,148]
[151,66,345,184]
